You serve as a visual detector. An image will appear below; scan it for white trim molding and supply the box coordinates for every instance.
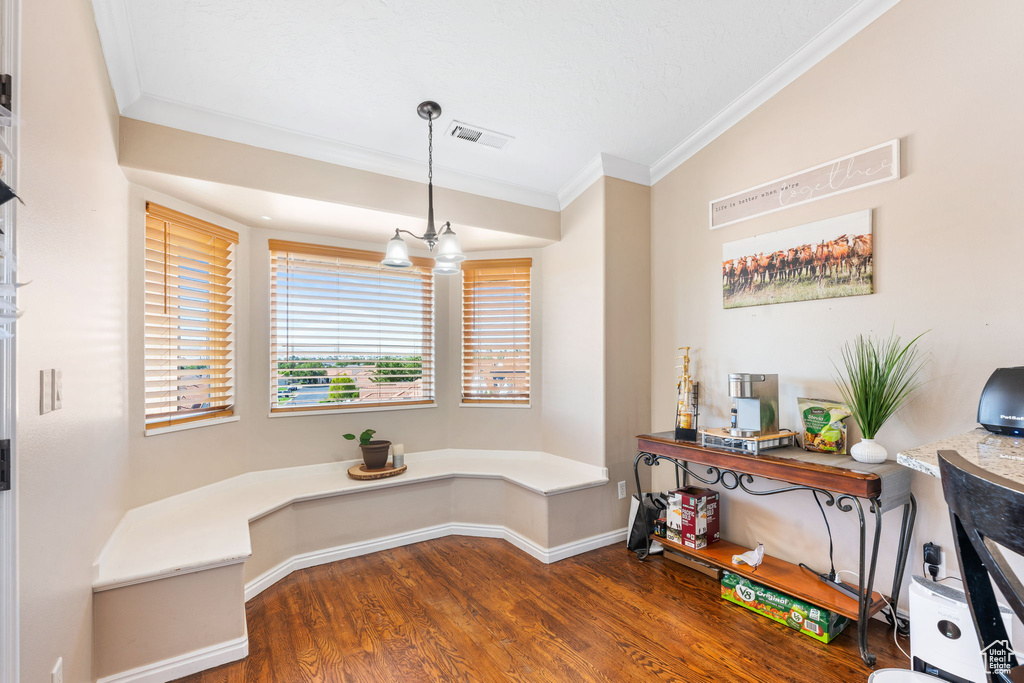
[556,153,652,209]
[91,0,899,213]
[95,633,248,683]
[90,0,142,107]
[0,0,19,678]
[649,0,902,184]
[244,523,628,602]
[121,93,561,212]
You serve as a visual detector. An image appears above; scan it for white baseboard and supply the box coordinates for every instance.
[244,524,454,600]
[96,632,248,683]
[244,524,628,601]
[546,527,628,563]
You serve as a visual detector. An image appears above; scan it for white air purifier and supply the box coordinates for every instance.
[909,575,1013,682]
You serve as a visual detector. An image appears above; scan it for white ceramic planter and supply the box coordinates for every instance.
[851,438,888,464]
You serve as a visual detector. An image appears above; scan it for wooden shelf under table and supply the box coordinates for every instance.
[653,536,884,621]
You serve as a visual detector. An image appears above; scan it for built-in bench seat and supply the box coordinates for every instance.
[92,449,613,682]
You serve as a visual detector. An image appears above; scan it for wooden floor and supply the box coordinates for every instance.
[176,536,907,682]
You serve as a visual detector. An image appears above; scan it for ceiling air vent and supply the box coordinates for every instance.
[445,121,513,150]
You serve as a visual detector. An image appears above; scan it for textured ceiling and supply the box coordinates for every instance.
[95,0,884,209]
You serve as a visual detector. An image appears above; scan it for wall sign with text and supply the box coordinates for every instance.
[709,139,900,229]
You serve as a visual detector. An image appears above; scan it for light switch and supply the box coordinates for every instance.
[52,369,62,410]
[40,369,52,414]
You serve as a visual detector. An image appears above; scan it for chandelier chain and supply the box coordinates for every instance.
[428,116,433,186]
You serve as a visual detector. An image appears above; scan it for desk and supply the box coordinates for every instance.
[634,432,916,667]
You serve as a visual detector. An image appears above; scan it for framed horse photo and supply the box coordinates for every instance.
[721,210,873,310]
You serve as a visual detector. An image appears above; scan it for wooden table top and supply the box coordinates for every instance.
[638,432,912,508]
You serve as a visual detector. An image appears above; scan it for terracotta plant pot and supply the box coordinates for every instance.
[360,440,391,470]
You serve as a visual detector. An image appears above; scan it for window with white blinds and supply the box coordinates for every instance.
[461,258,532,404]
[269,240,435,412]
[145,203,237,431]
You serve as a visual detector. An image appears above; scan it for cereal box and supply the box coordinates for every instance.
[672,486,720,550]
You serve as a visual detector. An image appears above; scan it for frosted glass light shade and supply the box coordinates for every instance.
[432,260,461,275]
[435,226,466,263]
[381,233,413,268]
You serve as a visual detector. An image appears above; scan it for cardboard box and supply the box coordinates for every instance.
[720,571,849,643]
[666,486,720,550]
[663,548,723,581]
[664,495,682,543]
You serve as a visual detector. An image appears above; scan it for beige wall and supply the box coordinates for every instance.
[541,181,605,464]
[92,563,246,680]
[539,176,654,537]
[650,0,1024,610]
[126,187,546,505]
[17,0,131,681]
[603,177,652,530]
[119,119,560,243]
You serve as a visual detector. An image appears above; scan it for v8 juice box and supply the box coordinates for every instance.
[672,487,720,550]
[720,571,849,643]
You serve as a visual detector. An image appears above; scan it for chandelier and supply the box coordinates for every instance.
[381,101,466,274]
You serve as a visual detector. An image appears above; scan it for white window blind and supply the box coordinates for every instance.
[269,240,435,412]
[461,258,532,404]
[145,202,237,430]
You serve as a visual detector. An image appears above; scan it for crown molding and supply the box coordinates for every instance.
[122,95,561,211]
[556,153,651,209]
[649,0,902,184]
[555,155,604,209]
[91,0,142,108]
[95,0,898,212]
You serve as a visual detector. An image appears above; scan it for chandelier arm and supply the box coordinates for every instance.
[395,229,427,240]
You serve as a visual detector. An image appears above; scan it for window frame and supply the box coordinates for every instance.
[143,202,238,433]
[268,239,436,415]
[460,258,532,406]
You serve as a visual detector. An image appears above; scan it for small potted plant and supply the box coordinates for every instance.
[343,428,391,470]
[834,330,928,464]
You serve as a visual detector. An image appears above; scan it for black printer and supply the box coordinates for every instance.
[978,367,1024,436]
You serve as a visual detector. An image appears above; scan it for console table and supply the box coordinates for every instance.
[634,432,916,667]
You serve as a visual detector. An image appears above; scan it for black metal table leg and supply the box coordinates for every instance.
[843,495,883,667]
[886,494,917,634]
[633,451,652,561]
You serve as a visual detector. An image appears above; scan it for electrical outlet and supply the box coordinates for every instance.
[934,549,948,580]
[51,657,63,683]
[924,542,947,580]
[617,481,627,499]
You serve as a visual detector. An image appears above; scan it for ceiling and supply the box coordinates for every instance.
[125,168,555,252]
[94,0,898,211]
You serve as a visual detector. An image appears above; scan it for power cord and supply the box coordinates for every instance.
[807,493,910,635]
[922,561,963,584]
[812,491,837,581]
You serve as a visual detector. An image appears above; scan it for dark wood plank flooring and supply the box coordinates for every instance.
[176,536,906,682]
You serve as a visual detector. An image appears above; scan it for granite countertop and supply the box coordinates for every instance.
[897,428,1024,483]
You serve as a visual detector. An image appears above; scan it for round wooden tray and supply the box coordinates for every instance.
[347,463,407,480]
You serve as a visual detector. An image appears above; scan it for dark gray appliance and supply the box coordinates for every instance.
[978,367,1024,436]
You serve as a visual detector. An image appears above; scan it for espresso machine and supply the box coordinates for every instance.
[728,373,779,437]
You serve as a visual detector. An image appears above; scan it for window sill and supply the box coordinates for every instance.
[459,402,533,409]
[144,415,240,437]
[268,402,438,418]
